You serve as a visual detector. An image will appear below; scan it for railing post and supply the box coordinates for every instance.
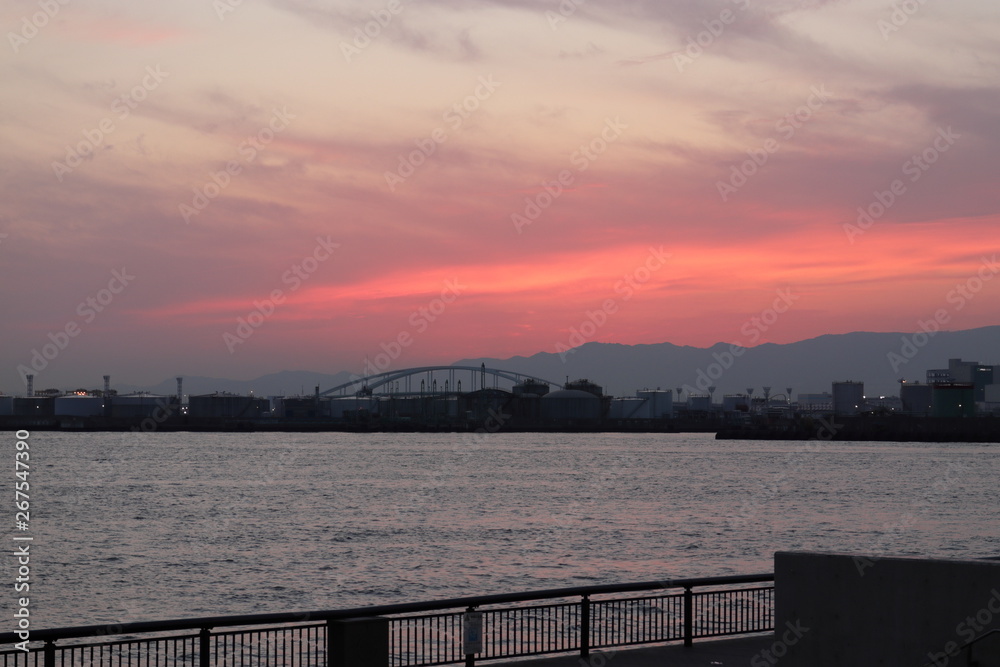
[326,619,334,667]
[464,606,478,667]
[329,617,389,666]
[199,627,211,667]
[43,639,55,667]
[683,585,693,647]
[580,594,590,658]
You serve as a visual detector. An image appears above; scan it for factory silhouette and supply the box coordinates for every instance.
[3,358,1000,440]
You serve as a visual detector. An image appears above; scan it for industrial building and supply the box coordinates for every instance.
[608,389,674,420]
[4,356,1000,432]
[899,381,933,416]
[832,381,865,416]
[110,393,177,420]
[53,395,105,417]
[926,358,998,402]
[722,394,749,412]
[685,394,711,411]
[189,393,270,420]
[930,383,976,418]
[540,388,602,424]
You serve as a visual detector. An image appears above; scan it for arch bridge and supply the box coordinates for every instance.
[320,366,563,397]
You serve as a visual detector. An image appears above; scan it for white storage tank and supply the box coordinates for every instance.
[111,394,172,419]
[54,395,105,417]
[722,394,749,412]
[608,398,646,419]
[687,394,712,411]
[541,389,602,422]
[637,389,672,418]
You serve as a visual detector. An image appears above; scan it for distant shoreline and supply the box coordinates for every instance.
[4,414,1000,442]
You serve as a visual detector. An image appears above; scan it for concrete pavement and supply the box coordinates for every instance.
[489,634,774,666]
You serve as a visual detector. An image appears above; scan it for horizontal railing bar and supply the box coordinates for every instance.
[0,632,204,652]
[0,573,772,644]
[211,623,325,638]
[34,633,204,649]
[389,599,576,624]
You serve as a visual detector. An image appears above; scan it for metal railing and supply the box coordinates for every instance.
[0,574,774,666]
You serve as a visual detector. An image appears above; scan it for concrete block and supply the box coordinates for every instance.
[774,551,1000,666]
[328,616,389,667]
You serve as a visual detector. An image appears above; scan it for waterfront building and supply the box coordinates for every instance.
[188,393,270,419]
[541,388,602,423]
[900,381,933,415]
[927,358,998,401]
[796,392,832,412]
[930,383,975,418]
[832,381,864,415]
[722,393,749,412]
[53,395,105,417]
[606,389,673,420]
[110,393,176,419]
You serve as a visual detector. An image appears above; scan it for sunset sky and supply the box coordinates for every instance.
[2,0,999,393]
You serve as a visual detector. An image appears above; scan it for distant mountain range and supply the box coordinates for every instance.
[119,326,1000,399]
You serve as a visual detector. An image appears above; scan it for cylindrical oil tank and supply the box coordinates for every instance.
[722,394,749,412]
[110,394,171,419]
[608,398,646,419]
[54,395,105,416]
[687,394,712,411]
[541,389,601,421]
[900,383,932,415]
[832,381,864,415]
[637,390,673,418]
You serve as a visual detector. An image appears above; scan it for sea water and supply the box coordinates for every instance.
[10,431,999,629]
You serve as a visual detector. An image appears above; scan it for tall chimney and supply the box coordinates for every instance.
[177,377,183,402]
[26,374,34,398]
[103,375,111,397]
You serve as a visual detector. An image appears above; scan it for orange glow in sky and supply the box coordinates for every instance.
[1,0,999,390]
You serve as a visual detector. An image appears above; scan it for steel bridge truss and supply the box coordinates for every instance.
[320,366,563,397]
